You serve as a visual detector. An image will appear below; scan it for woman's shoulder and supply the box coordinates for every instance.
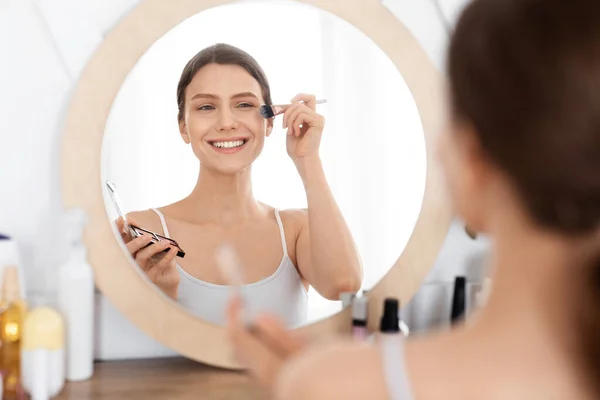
[275,338,391,400]
[277,208,308,226]
[125,208,165,234]
[255,203,306,229]
[275,209,309,245]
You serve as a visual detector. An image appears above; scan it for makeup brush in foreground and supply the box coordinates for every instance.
[260,99,327,119]
[216,243,253,326]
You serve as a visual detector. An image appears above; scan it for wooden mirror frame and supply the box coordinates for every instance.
[62,0,452,369]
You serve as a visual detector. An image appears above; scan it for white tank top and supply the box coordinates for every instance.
[150,208,309,327]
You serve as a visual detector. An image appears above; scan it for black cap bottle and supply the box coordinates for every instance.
[380,298,400,334]
[451,276,467,324]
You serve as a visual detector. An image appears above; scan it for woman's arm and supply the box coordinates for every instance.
[283,93,362,300]
[293,157,363,300]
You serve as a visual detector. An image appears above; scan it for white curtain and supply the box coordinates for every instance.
[101,0,426,322]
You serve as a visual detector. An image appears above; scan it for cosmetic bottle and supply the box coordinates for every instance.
[57,209,94,381]
[21,307,65,400]
[340,292,356,309]
[451,276,467,325]
[0,266,26,399]
[375,298,403,349]
[0,234,27,299]
[352,296,368,340]
[379,298,400,335]
[378,298,410,337]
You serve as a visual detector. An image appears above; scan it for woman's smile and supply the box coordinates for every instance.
[208,137,250,154]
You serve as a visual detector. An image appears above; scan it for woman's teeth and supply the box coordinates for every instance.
[211,140,246,149]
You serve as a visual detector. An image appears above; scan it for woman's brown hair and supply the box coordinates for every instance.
[448,0,600,388]
[176,43,273,122]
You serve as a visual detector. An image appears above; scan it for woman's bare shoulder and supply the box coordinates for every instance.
[275,338,390,400]
[277,208,308,230]
[126,209,164,234]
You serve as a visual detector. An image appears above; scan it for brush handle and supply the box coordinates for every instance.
[271,99,327,116]
[273,99,326,107]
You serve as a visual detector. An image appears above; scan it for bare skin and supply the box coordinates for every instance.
[117,63,362,302]
[226,117,599,399]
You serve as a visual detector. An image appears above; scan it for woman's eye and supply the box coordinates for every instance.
[197,105,215,111]
[237,103,255,109]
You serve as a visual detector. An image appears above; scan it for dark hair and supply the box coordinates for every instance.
[176,43,273,122]
[449,0,600,388]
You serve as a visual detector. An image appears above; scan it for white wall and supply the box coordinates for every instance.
[0,0,482,358]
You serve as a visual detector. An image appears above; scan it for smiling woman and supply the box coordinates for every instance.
[180,64,271,174]
[112,43,362,328]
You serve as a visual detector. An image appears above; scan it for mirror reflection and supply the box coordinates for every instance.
[101,0,426,327]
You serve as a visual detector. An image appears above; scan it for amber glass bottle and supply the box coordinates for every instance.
[0,266,26,399]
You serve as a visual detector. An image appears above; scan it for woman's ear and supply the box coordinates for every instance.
[179,119,190,144]
[457,125,493,233]
[265,118,274,137]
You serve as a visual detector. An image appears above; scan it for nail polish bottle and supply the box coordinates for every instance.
[352,297,368,341]
[380,298,400,334]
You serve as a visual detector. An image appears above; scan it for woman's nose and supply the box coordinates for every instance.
[217,108,238,131]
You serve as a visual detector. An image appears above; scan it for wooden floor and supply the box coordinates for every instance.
[55,357,269,400]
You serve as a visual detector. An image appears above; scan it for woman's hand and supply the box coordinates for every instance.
[115,216,180,299]
[226,296,307,389]
[283,93,325,163]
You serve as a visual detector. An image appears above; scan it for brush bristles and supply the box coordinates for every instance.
[260,105,274,119]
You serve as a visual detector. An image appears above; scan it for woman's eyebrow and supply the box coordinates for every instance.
[190,93,218,101]
[231,92,259,100]
[190,92,258,101]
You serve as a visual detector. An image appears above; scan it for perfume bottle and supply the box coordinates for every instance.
[0,266,26,399]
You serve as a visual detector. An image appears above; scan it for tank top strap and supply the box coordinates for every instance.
[150,208,170,237]
[380,335,415,400]
[273,209,289,258]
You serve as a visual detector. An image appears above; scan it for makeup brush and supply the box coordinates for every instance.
[260,99,327,119]
[216,243,245,294]
[215,243,253,326]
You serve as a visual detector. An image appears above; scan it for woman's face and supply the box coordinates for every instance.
[179,63,273,174]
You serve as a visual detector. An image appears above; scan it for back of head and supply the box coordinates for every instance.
[448,0,600,390]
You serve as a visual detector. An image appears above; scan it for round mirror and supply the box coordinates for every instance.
[100,0,426,327]
[62,0,451,368]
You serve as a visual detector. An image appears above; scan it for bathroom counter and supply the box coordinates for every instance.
[55,357,269,400]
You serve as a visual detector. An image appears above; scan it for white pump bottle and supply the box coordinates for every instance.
[57,208,94,381]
